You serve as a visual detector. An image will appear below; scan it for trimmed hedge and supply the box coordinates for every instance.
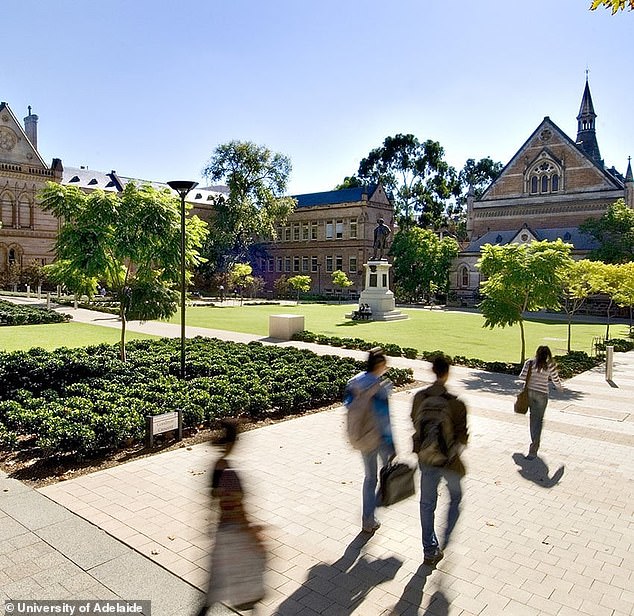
[0,300,71,326]
[0,337,413,458]
[291,330,608,378]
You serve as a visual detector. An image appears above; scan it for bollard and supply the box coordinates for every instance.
[26,284,31,298]
[605,345,614,381]
[46,292,51,309]
[37,284,42,300]
[74,295,78,310]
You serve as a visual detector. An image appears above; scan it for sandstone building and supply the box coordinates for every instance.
[451,79,634,302]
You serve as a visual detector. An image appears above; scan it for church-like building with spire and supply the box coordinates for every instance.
[451,78,634,302]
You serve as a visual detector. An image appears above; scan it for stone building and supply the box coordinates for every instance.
[451,79,634,302]
[0,102,62,272]
[256,185,394,296]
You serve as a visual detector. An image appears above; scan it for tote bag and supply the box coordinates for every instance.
[514,362,532,414]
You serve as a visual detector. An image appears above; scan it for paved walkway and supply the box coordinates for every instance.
[2,298,634,615]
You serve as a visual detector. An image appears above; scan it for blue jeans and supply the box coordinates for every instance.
[419,464,462,558]
[528,390,549,455]
[361,445,391,527]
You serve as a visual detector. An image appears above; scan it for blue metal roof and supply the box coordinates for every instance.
[465,226,599,252]
[293,185,377,207]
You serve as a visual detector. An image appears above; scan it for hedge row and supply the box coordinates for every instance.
[290,330,630,378]
[0,337,413,457]
[0,300,71,326]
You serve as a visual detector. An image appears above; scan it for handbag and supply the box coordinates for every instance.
[379,461,416,506]
[514,361,532,414]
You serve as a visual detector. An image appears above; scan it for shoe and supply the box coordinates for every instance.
[526,454,536,460]
[362,521,381,534]
[423,549,444,567]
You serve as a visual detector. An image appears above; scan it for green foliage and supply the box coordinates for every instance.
[335,176,364,190]
[391,228,459,301]
[590,0,634,13]
[478,239,574,362]
[357,134,459,228]
[287,275,312,302]
[0,337,413,459]
[0,300,71,326]
[40,182,208,360]
[580,199,634,263]
[331,270,353,289]
[201,141,296,274]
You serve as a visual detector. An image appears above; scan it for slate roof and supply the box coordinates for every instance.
[465,226,599,253]
[292,185,378,207]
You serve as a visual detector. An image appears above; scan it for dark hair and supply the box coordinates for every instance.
[367,347,387,372]
[535,346,553,371]
[215,418,239,445]
[431,354,451,378]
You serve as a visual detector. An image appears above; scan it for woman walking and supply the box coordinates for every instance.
[519,345,563,460]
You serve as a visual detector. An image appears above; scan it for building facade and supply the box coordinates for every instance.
[0,102,62,272]
[256,185,394,296]
[451,80,634,302]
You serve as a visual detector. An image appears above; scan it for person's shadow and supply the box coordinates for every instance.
[273,532,402,615]
[388,563,444,615]
[512,453,565,488]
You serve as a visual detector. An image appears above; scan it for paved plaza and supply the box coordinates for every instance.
[2,300,633,615]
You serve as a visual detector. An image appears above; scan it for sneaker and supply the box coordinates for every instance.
[423,549,444,567]
[362,521,381,534]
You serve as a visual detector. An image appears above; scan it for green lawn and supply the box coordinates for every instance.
[0,322,158,352]
[168,303,624,363]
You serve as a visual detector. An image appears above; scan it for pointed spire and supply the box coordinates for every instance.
[626,157,633,182]
[576,76,602,166]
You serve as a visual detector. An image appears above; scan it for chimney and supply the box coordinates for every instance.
[24,106,39,150]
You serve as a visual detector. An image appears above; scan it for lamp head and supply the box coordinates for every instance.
[167,180,198,199]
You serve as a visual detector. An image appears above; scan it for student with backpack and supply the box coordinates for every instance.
[411,355,468,567]
[344,347,396,534]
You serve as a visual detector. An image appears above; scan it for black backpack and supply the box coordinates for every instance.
[413,391,457,467]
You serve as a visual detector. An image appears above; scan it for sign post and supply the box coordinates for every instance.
[146,411,183,448]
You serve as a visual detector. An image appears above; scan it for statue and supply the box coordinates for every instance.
[372,218,391,260]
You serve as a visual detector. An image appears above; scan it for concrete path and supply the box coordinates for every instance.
[2,296,634,615]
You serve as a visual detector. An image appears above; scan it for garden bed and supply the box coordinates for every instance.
[0,299,72,326]
[0,336,414,479]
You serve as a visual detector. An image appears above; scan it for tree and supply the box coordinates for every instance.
[273,274,290,298]
[287,275,312,303]
[331,270,353,302]
[43,260,98,300]
[390,228,459,303]
[40,182,208,361]
[580,199,634,263]
[335,176,364,190]
[561,259,604,352]
[591,261,623,339]
[357,134,459,228]
[590,0,634,13]
[228,262,254,306]
[477,240,573,363]
[21,260,47,291]
[201,140,296,277]
[613,262,634,332]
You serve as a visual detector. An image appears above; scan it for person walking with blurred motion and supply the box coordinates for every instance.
[344,347,395,534]
[411,355,468,567]
[519,345,563,460]
[196,420,266,615]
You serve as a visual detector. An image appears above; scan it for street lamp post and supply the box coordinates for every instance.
[317,262,322,295]
[167,180,198,380]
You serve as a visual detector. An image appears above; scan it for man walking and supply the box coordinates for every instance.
[411,355,468,566]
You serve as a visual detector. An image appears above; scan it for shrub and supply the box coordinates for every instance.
[0,300,71,326]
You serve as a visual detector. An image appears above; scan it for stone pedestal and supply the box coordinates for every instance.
[269,314,305,340]
[348,260,408,321]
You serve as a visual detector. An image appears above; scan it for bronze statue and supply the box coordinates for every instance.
[372,218,391,260]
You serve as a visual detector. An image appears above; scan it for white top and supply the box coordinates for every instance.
[519,359,563,395]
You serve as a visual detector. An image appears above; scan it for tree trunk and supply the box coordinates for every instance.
[567,314,572,354]
[519,319,526,364]
[605,300,612,340]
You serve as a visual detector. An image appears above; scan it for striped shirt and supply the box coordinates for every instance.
[519,359,563,395]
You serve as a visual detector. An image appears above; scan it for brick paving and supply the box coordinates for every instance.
[3,298,634,614]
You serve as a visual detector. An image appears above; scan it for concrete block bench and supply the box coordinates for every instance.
[269,314,305,340]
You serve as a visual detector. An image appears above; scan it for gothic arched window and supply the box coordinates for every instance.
[531,177,538,193]
[460,266,469,288]
[526,156,563,195]
[552,174,559,192]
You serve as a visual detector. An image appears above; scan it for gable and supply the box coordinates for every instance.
[480,117,622,202]
[0,102,47,169]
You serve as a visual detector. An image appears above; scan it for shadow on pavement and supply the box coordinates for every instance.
[388,563,436,615]
[273,532,402,616]
[512,453,565,488]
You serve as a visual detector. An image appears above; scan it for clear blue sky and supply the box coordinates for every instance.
[3,0,632,195]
